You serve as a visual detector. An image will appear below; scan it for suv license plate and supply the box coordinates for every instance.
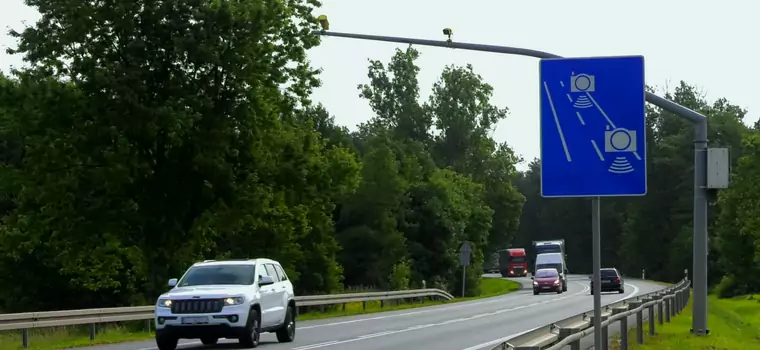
[181,316,209,325]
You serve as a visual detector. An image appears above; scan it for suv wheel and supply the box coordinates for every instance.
[201,337,218,345]
[276,305,296,342]
[239,308,261,348]
[156,333,178,350]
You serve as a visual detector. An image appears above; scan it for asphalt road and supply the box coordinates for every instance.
[77,275,665,350]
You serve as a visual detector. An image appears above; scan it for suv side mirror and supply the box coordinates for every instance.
[564,269,568,274]
[168,278,178,288]
[530,276,534,280]
[259,275,275,286]
[588,276,593,280]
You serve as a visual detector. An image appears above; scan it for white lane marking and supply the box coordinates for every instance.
[292,283,591,350]
[585,91,616,128]
[459,282,642,350]
[591,140,604,161]
[459,326,541,350]
[136,341,201,350]
[576,111,586,125]
[298,279,535,330]
[543,81,572,162]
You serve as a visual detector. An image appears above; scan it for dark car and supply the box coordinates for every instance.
[532,268,563,295]
[590,268,624,294]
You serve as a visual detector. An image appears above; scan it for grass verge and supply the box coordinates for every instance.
[0,278,521,350]
[612,293,760,350]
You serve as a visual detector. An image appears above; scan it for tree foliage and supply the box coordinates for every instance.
[0,1,524,311]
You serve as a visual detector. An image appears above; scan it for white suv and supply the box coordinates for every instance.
[154,259,296,349]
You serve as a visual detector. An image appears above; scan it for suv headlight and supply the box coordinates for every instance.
[158,299,173,308]
[224,297,245,306]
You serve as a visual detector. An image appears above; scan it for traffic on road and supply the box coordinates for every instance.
[72,274,663,350]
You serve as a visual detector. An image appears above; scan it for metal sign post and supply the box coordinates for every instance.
[459,242,472,298]
[591,197,602,348]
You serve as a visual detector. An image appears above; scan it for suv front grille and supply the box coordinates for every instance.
[171,299,224,314]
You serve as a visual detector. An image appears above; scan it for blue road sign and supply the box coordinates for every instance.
[539,56,646,197]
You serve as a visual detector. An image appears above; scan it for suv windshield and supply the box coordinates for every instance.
[601,269,619,278]
[178,264,255,287]
[535,269,558,278]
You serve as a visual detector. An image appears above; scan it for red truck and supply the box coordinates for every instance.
[498,248,529,277]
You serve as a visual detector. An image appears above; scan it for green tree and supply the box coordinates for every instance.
[0,0,355,311]
[714,131,760,296]
[350,47,521,295]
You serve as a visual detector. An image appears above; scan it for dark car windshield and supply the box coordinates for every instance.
[537,263,562,273]
[178,265,255,287]
[601,269,619,278]
[509,256,526,263]
[536,245,561,254]
[535,269,558,278]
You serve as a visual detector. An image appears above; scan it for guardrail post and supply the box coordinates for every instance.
[591,313,610,350]
[664,296,671,323]
[632,299,644,344]
[362,301,366,310]
[380,300,385,308]
[602,314,609,350]
[559,327,582,350]
[89,323,97,340]
[657,297,664,325]
[612,307,629,350]
[647,298,657,336]
[22,329,29,348]
[673,290,683,315]
[146,319,152,333]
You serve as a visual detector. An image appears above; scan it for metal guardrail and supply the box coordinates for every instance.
[0,288,454,348]
[492,278,691,350]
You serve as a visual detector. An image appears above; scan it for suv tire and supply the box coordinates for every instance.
[156,333,178,350]
[201,337,218,345]
[619,288,625,294]
[276,305,296,343]
[239,308,261,348]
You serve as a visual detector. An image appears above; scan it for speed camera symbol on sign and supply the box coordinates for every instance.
[570,73,595,92]
[604,126,637,153]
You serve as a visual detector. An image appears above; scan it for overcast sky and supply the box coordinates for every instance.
[2,0,757,170]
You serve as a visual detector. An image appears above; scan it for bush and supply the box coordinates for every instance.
[714,274,743,298]
[388,259,411,290]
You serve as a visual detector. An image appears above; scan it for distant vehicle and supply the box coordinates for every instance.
[590,267,625,294]
[497,248,529,277]
[483,252,500,274]
[154,259,296,350]
[532,268,563,295]
[532,240,566,257]
[534,253,568,291]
